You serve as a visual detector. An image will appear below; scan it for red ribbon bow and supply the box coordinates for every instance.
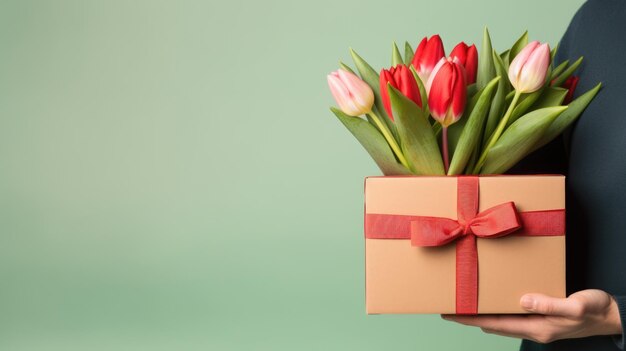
[365,176,565,314]
[410,201,521,247]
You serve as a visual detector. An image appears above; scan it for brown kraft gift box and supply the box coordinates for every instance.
[364,175,566,314]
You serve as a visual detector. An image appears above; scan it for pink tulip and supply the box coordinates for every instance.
[411,35,445,85]
[427,58,467,127]
[327,69,374,116]
[508,41,551,93]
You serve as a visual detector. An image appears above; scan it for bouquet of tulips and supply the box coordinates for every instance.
[327,30,600,175]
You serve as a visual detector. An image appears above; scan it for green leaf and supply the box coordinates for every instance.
[349,48,396,136]
[530,87,568,109]
[388,85,445,175]
[500,49,510,68]
[551,56,583,87]
[466,83,478,97]
[477,27,496,90]
[465,146,480,174]
[331,107,412,175]
[448,76,501,175]
[482,50,510,145]
[532,83,602,152]
[448,84,487,159]
[481,106,567,174]
[409,65,428,114]
[507,89,543,126]
[432,122,442,137]
[551,44,559,62]
[550,60,569,80]
[509,31,529,62]
[404,41,414,66]
[339,61,356,74]
[392,42,403,67]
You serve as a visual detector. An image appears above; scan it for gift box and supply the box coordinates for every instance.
[364,175,566,314]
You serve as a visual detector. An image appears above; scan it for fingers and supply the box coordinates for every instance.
[442,314,533,332]
[520,293,585,318]
[442,314,555,343]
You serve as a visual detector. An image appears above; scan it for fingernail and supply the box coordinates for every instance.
[520,296,535,310]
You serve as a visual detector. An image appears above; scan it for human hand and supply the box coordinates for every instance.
[442,289,622,343]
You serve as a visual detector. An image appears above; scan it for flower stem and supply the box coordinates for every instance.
[442,126,449,174]
[472,90,522,174]
[368,111,410,170]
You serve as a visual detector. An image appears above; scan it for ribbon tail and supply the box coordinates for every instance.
[456,235,478,314]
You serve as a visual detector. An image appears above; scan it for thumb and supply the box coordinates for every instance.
[520,293,583,317]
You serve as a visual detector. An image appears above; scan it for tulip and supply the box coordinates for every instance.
[328,68,410,169]
[380,64,422,120]
[508,41,551,93]
[327,69,374,116]
[473,41,551,173]
[449,42,478,85]
[427,58,467,173]
[411,35,445,85]
[428,58,467,127]
[562,76,580,104]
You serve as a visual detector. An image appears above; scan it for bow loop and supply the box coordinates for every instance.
[410,201,522,247]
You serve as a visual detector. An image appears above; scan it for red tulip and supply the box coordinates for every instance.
[562,76,580,104]
[428,58,467,127]
[379,64,422,120]
[411,35,445,85]
[449,42,478,85]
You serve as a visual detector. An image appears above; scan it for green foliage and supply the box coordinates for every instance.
[404,41,414,66]
[481,106,567,174]
[388,86,445,175]
[533,83,602,151]
[332,107,411,175]
[330,35,599,175]
[477,27,496,90]
[449,77,501,175]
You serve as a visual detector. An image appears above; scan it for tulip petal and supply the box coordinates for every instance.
[508,40,540,89]
[338,69,375,113]
[465,45,478,84]
[450,63,467,119]
[428,62,454,122]
[412,35,445,83]
[450,42,469,65]
[517,43,550,92]
[327,74,352,114]
[426,57,447,93]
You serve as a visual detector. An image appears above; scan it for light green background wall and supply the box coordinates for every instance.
[0,1,585,350]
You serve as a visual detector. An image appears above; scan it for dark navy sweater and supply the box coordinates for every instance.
[514,0,626,350]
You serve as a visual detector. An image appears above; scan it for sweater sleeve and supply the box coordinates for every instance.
[612,295,626,350]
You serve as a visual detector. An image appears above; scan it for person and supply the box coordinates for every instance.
[443,0,626,350]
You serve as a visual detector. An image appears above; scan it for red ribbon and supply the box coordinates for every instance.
[365,176,565,314]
